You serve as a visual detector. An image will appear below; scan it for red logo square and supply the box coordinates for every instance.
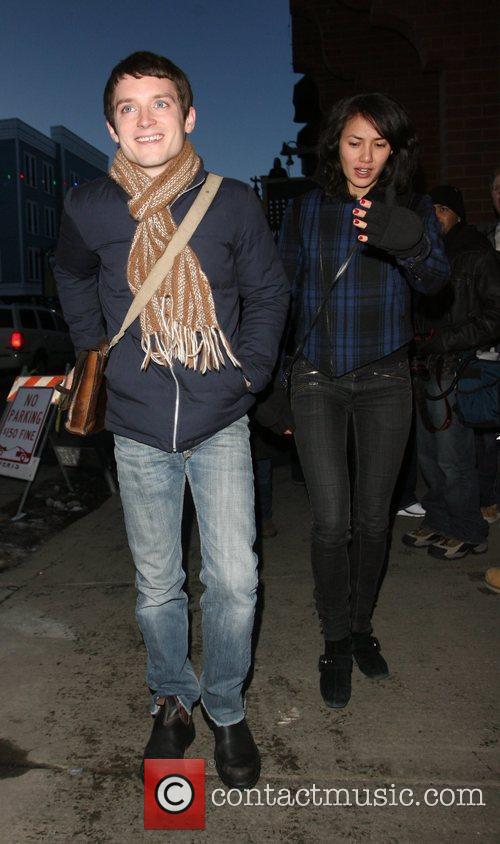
[144,759,205,830]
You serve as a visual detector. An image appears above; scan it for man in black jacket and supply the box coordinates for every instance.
[403,185,500,559]
[54,51,289,789]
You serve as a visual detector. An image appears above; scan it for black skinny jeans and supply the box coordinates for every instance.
[291,356,412,641]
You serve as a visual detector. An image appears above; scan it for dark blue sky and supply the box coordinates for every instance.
[1,0,302,183]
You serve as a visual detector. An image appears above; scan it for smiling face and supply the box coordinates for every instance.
[106,74,196,178]
[339,113,392,198]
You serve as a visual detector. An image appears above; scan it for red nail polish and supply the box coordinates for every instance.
[354,219,359,225]
[360,198,366,206]
[353,209,359,215]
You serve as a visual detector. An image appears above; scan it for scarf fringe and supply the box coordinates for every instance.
[140,317,240,375]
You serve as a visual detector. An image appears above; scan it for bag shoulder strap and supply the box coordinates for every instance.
[285,242,358,376]
[109,172,223,349]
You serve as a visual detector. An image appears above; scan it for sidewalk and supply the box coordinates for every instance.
[0,465,498,842]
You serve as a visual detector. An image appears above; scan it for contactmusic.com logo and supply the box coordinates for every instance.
[144,759,205,830]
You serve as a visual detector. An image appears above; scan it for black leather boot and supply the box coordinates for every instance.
[212,718,260,789]
[141,696,195,778]
[319,636,352,709]
[352,632,389,679]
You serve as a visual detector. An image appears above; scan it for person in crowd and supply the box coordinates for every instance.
[250,383,294,539]
[475,420,500,526]
[404,185,500,559]
[279,92,449,710]
[478,167,500,250]
[393,412,426,517]
[54,51,289,789]
[476,168,500,526]
[268,157,288,179]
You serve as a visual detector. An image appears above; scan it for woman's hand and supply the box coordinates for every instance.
[352,198,425,258]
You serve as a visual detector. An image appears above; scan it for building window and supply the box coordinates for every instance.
[24,152,37,188]
[44,206,57,238]
[69,170,80,187]
[42,161,55,195]
[26,200,39,235]
[27,247,42,282]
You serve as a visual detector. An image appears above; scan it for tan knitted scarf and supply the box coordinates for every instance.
[109,140,239,373]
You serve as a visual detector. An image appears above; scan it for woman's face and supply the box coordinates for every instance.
[339,113,392,198]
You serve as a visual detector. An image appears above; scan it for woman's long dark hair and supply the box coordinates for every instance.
[318,92,419,197]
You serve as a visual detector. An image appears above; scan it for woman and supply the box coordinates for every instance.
[279,93,449,709]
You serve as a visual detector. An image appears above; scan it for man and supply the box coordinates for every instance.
[54,51,289,789]
[403,185,500,560]
[478,168,500,250]
[478,169,500,589]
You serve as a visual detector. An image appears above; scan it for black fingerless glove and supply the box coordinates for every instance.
[362,200,426,258]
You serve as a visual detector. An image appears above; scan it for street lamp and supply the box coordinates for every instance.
[280,141,299,169]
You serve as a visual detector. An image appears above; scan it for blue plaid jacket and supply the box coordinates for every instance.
[278,188,449,376]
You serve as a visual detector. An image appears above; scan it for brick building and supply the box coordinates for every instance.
[289,0,499,222]
[0,120,107,297]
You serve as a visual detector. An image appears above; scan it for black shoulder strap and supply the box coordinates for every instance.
[284,241,358,380]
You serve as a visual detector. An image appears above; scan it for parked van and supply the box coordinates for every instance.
[0,303,75,375]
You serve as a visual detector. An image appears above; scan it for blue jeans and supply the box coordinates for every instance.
[416,373,488,543]
[292,355,412,641]
[114,416,258,726]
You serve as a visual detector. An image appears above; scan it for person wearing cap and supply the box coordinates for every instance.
[403,185,500,559]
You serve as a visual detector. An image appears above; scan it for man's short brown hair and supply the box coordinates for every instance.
[103,51,193,128]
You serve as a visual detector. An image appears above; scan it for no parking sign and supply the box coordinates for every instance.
[0,387,52,481]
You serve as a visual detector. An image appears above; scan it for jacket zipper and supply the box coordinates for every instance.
[170,174,206,209]
[171,365,180,452]
[169,172,206,452]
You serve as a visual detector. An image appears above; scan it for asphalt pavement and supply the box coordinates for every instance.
[0,464,498,842]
